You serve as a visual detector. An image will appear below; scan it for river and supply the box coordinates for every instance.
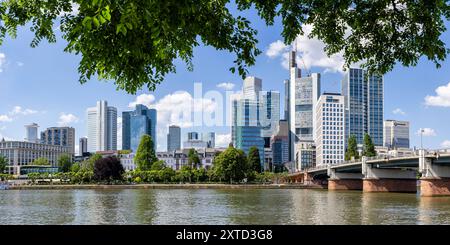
[0,189,449,224]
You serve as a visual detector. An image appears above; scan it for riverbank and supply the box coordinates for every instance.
[8,183,325,190]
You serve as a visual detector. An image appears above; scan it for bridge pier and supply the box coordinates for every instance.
[327,168,363,190]
[362,157,417,193]
[419,153,450,196]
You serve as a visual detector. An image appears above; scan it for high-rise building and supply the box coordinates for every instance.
[288,51,321,161]
[243,76,262,101]
[187,132,199,141]
[40,127,75,154]
[260,91,281,144]
[79,137,88,156]
[342,68,384,146]
[25,123,39,143]
[271,120,289,167]
[383,120,410,149]
[167,125,181,152]
[204,132,215,148]
[233,99,265,167]
[315,93,345,166]
[87,100,117,152]
[122,104,157,152]
[284,79,290,121]
[295,142,316,171]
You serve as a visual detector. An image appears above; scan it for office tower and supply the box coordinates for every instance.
[40,127,75,154]
[284,79,290,121]
[187,132,199,141]
[167,125,181,152]
[25,123,39,143]
[204,132,215,148]
[230,92,243,147]
[87,100,117,152]
[243,76,262,101]
[315,93,345,166]
[342,68,384,146]
[271,120,289,167]
[79,137,88,156]
[383,120,410,149]
[260,91,281,146]
[233,99,265,167]
[122,104,157,152]
[288,51,321,161]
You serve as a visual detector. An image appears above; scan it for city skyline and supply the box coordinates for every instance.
[1,11,450,152]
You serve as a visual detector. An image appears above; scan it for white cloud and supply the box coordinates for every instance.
[267,24,350,73]
[0,53,5,72]
[416,128,436,137]
[424,82,450,107]
[10,106,38,116]
[128,94,156,108]
[130,91,218,151]
[216,133,231,147]
[57,113,79,126]
[117,116,122,150]
[392,108,406,115]
[216,82,235,90]
[0,115,12,122]
[266,40,289,58]
[441,140,450,149]
[16,61,24,67]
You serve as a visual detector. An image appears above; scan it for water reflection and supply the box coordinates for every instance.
[1,189,450,224]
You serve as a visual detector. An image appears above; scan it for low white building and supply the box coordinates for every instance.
[157,148,225,170]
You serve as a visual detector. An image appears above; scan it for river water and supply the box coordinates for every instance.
[0,189,449,224]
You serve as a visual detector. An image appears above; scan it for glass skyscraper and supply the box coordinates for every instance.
[87,101,117,152]
[167,125,181,152]
[342,68,384,146]
[260,91,281,141]
[122,104,157,152]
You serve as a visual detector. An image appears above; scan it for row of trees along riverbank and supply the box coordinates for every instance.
[21,135,288,185]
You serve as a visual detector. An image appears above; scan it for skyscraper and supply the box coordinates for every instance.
[167,125,181,152]
[383,120,410,149]
[260,91,281,143]
[40,127,76,154]
[79,137,88,156]
[187,132,199,141]
[87,100,117,152]
[122,104,157,152]
[204,132,215,148]
[25,123,39,143]
[288,51,321,161]
[271,120,289,167]
[342,68,384,146]
[243,76,262,101]
[315,93,345,166]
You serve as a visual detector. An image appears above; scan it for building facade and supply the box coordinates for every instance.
[87,100,117,152]
[122,104,157,152]
[260,91,281,144]
[157,148,224,170]
[0,140,70,175]
[383,120,410,149]
[79,137,88,156]
[40,127,75,155]
[342,68,384,146]
[203,132,215,148]
[295,142,316,171]
[288,51,321,161]
[167,125,181,152]
[25,123,39,143]
[315,93,345,166]
[243,76,262,101]
[270,120,289,167]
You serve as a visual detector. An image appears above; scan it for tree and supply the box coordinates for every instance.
[70,162,81,173]
[345,135,359,161]
[247,146,262,173]
[213,145,250,183]
[134,134,157,171]
[188,148,201,169]
[362,133,377,157]
[32,157,50,166]
[58,154,72,173]
[0,155,7,173]
[179,165,193,183]
[2,1,448,94]
[93,156,124,182]
[86,153,102,171]
[150,160,166,171]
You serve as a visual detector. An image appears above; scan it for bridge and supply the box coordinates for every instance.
[288,149,450,197]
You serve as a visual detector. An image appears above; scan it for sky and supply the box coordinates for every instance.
[1,6,450,153]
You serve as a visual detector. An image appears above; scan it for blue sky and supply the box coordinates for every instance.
[1,7,450,152]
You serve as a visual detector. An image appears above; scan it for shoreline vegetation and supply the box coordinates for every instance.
[8,183,324,190]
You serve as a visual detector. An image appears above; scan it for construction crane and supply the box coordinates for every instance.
[293,39,311,77]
